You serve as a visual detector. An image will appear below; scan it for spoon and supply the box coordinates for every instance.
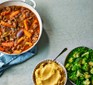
[53,48,76,85]
[53,48,67,61]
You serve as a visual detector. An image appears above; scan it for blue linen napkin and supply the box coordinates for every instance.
[0,46,37,76]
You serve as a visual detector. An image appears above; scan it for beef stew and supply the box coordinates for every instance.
[0,6,40,54]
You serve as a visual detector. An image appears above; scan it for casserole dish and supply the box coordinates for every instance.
[0,0,42,55]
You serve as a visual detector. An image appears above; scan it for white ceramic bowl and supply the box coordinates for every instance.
[0,0,42,55]
[33,59,67,85]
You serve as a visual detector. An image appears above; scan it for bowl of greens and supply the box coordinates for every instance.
[65,46,93,85]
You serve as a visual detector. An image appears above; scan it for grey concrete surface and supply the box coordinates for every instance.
[0,0,93,85]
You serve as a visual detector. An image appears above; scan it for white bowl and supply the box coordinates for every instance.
[33,59,67,85]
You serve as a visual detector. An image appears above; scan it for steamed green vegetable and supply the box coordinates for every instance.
[65,47,93,85]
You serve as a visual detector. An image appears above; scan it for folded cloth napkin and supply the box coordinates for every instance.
[0,46,37,77]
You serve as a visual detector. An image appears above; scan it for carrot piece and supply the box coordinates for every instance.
[0,29,2,36]
[0,21,11,27]
[37,28,40,33]
[31,19,38,29]
[24,19,29,30]
[0,32,1,36]
[17,37,24,44]
[13,50,21,54]
[0,46,4,51]
[22,14,26,19]
[10,11,19,18]
[33,20,37,24]
[25,42,32,46]
[23,46,29,51]
[2,42,14,47]
[1,11,10,16]
[24,29,31,38]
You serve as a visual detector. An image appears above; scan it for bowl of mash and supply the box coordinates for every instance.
[33,60,67,85]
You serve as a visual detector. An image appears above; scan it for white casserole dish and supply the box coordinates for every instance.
[0,0,42,55]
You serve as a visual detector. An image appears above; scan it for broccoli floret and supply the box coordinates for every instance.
[91,76,93,85]
[84,72,91,79]
[83,79,90,85]
[80,74,85,80]
[76,79,81,85]
[89,61,93,66]
[65,63,70,68]
[68,57,73,63]
[82,58,87,64]
[82,63,89,71]
[75,57,82,63]
[76,70,84,80]
[72,63,81,71]
[66,63,73,71]
[69,72,77,81]
[90,68,93,74]
[76,70,82,77]
[73,52,79,58]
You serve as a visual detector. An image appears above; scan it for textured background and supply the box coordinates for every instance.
[0,0,93,85]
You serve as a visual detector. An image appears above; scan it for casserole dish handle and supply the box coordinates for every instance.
[23,0,36,8]
[12,0,36,8]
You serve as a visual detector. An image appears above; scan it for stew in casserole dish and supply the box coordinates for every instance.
[0,6,40,54]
